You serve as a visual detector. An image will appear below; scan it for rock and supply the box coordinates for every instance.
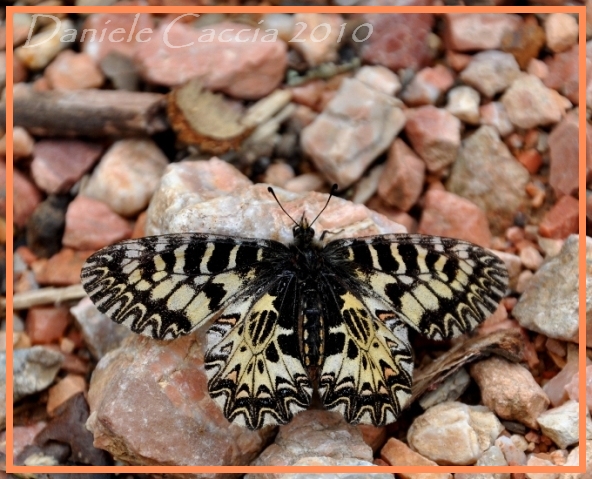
[544,45,579,105]
[284,173,327,193]
[525,455,558,479]
[262,163,295,188]
[516,270,534,294]
[380,437,452,479]
[565,364,592,410]
[513,235,584,343]
[419,189,492,248]
[495,435,526,465]
[25,306,71,345]
[15,19,74,70]
[500,18,546,69]
[351,165,384,205]
[301,78,405,189]
[82,139,168,217]
[13,422,47,459]
[47,374,86,416]
[456,445,509,479]
[34,248,93,286]
[87,334,273,466]
[12,126,35,160]
[26,195,69,259]
[247,457,389,478]
[99,51,139,92]
[400,65,455,107]
[446,86,480,125]
[62,195,132,251]
[544,13,578,53]
[360,13,435,71]
[519,245,544,271]
[377,139,425,212]
[14,167,42,229]
[447,125,529,234]
[290,13,342,67]
[548,113,581,198]
[404,106,461,173]
[501,75,565,129]
[537,400,592,449]
[13,346,63,402]
[558,441,592,479]
[355,65,401,96]
[135,21,287,99]
[480,102,514,137]
[251,410,373,466]
[44,50,104,90]
[31,139,103,194]
[419,368,471,411]
[460,50,520,98]
[407,402,503,465]
[516,149,543,175]
[70,297,132,360]
[444,14,523,51]
[539,195,579,240]
[470,356,549,429]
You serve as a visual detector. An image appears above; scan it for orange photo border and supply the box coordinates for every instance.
[4,3,588,474]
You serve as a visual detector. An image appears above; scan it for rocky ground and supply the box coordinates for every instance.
[2,4,591,479]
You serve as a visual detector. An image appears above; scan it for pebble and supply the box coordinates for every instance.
[44,50,104,90]
[252,410,373,466]
[351,165,384,205]
[301,78,405,188]
[377,139,425,212]
[360,13,435,71]
[501,18,546,69]
[99,51,139,92]
[135,21,286,99]
[13,422,47,459]
[544,45,579,105]
[290,13,342,67]
[419,368,471,411]
[47,374,86,416]
[248,457,390,479]
[262,162,295,187]
[501,74,565,129]
[513,235,583,343]
[516,270,534,294]
[516,149,543,175]
[479,102,514,137]
[26,195,69,258]
[70,297,132,360]
[14,346,63,402]
[355,65,401,96]
[444,13,523,51]
[283,173,326,193]
[519,245,544,271]
[537,400,592,449]
[400,65,455,107]
[447,125,529,234]
[82,139,168,217]
[15,19,74,70]
[456,445,510,479]
[460,50,520,98]
[419,189,492,248]
[527,58,549,79]
[404,106,460,173]
[525,455,557,479]
[62,195,132,251]
[12,126,35,160]
[470,357,549,429]
[407,401,503,465]
[565,364,592,409]
[34,248,93,286]
[495,435,526,465]
[539,195,579,240]
[87,334,275,465]
[380,437,452,479]
[548,113,580,198]
[544,13,578,53]
[14,167,42,229]
[31,139,103,194]
[446,85,480,125]
[25,306,71,345]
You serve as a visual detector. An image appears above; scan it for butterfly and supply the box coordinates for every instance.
[80,185,508,429]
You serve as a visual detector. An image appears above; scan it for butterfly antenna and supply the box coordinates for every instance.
[310,184,338,227]
[268,186,299,226]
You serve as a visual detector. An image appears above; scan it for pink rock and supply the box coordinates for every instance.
[419,189,492,248]
[13,422,47,459]
[26,306,71,345]
[12,126,35,160]
[565,365,592,411]
[284,173,326,193]
[381,437,452,479]
[548,113,581,197]
[262,163,295,187]
[404,106,461,173]
[527,58,549,80]
[519,245,544,271]
[516,149,542,175]
[14,167,42,229]
[377,139,425,212]
[31,140,103,194]
[47,374,86,416]
[544,13,578,53]
[460,50,520,98]
[81,12,155,62]
[479,101,514,137]
[134,21,287,99]
[34,248,94,286]
[62,196,132,251]
[539,195,579,240]
[290,80,325,110]
[291,13,342,67]
[445,13,523,51]
[544,45,579,105]
[401,64,455,107]
[544,358,587,407]
[360,13,435,71]
[45,50,104,90]
[355,65,401,96]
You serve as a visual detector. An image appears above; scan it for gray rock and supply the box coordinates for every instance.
[460,50,520,98]
[13,346,63,402]
[419,367,471,410]
[246,457,389,479]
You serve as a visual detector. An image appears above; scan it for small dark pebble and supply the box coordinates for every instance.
[501,419,529,435]
[26,195,70,258]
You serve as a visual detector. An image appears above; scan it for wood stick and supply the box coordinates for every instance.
[2,84,168,137]
[11,284,87,310]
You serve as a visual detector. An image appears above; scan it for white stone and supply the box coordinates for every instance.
[356,65,401,96]
[537,400,592,449]
[446,85,481,124]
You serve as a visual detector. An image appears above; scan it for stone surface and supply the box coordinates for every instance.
[419,368,471,411]
[135,21,287,99]
[290,13,342,67]
[377,139,425,212]
[355,65,401,96]
[501,75,565,129]
[565,364,592,410]
[480,102,514,137]
[45,50,104,90]
[15,19,73,70]
[418,189,492,248]
[247,457,389,478]
[14,167,42,229]
[460,50,520,98]
[519,245,544,271]
[456,445,509,479]
[380,437,452,479]
[470,356,549,429]
[88,333,271,466]
[400,65,455,107]
[537,400,591,449]
[31,140,103,194]
[252,410,373,466]
[25,306,70,345]
[26,195,69,259]
[301,78,405,189]
[500,18,546,70]
[446,86,480,125]
[14,346,63,402]
[447,126,529,234]
[82,139,168,217]
[513,235,584,343]
[62,195,132,251]
[404,106,461,173]
[548,113,581,198]
[407,402,503,465]
[47,374,86,416]
[544,45,579,105]
[283,173,326,193]
[12,126,35,160]
[539,195,579,240]
[495,435,526,466]
[445,14,523,51]
[545,13,578,53]
[34,248,93,286]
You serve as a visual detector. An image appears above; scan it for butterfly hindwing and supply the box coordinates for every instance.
[324,234,508,341]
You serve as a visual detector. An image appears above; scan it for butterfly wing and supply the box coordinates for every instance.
[205,275,312,429]
[80,234,288,340]
[324,234,508,341]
